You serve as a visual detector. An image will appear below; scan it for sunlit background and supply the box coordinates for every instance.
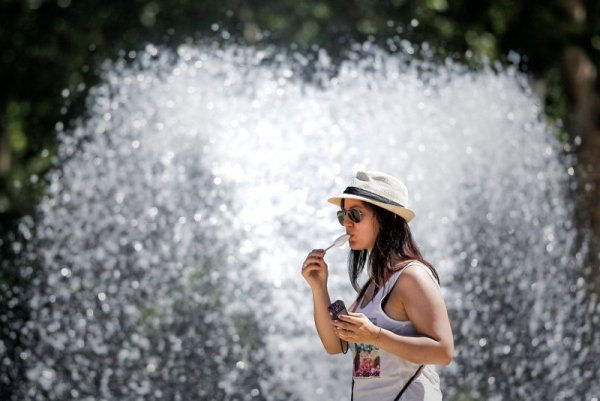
[1,2,599,400]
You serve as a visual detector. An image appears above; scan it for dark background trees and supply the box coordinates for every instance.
[1,0,599,398]
[0,0,600,234]
[1,0,599,244]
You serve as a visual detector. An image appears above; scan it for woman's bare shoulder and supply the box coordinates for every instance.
[396,261,439,289]
[389,259,416,272]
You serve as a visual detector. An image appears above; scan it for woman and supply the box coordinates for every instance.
[301,171,453,400]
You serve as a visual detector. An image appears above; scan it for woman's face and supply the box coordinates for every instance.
[341,199,379,252]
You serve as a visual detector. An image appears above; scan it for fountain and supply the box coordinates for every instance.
[6,41,599,400]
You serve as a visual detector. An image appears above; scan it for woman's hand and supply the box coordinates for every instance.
[332,312,380,344]
[301,249,328,290]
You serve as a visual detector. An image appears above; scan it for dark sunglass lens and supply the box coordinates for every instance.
[348,209,362,223]
[336,210,345,225]
[337,209,362,224]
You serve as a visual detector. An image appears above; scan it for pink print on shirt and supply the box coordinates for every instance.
[353,343,381,378]
[352,318,381,378]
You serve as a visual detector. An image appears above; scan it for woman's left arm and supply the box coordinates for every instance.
[333,265,454,365]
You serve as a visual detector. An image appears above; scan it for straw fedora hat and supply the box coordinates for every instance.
[328,170,415,222]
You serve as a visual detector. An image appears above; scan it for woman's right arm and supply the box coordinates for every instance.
[301,249,347,354]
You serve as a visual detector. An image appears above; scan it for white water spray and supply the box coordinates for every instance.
[15,42,599,401]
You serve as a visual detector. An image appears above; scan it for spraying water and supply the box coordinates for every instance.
[11,42,599,400]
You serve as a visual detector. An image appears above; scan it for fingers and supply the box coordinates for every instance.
[332,315,377,343]
[331,319,352,333]
[305,249,325,263]
[332,322,355,341]
[335,330,351,341]
[343,312,362,318]
[301,249,326,273]
[336,312,361,322]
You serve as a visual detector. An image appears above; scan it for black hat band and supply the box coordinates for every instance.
[343,186,405,208]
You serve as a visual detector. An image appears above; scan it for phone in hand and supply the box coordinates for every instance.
[328,299,348,321]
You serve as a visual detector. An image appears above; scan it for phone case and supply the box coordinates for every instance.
[328,299,348,320]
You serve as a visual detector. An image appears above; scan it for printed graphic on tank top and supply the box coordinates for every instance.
[352,318,380,378]
[349,262,444,401]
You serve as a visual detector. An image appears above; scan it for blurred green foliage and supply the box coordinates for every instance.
[0,0,599,398]
[1,0,598,224]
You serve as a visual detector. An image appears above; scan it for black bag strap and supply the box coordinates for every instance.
[392,365,423,401]
[351,365,423,401]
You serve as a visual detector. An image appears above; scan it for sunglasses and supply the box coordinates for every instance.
[337,208,363,225]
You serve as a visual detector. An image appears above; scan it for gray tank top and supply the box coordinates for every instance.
[350,261,443,401]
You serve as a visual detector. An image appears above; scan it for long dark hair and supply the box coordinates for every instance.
[343,199,439,298]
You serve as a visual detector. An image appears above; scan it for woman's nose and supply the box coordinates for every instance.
[343,215,353,227]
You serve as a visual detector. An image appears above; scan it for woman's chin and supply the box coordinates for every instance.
[349,242,364,251]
